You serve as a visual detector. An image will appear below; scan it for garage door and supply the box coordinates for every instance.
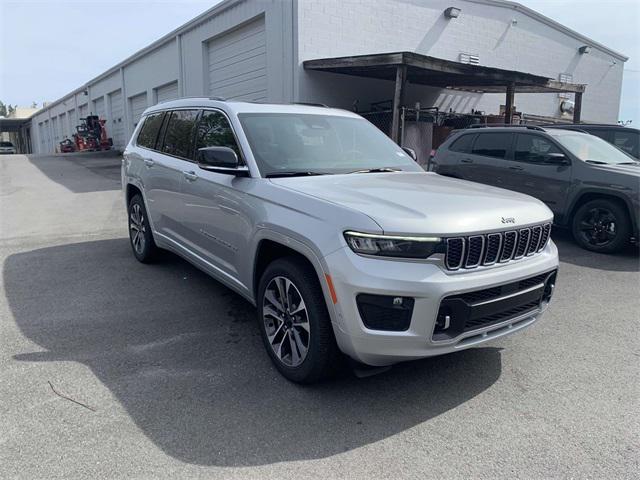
[156,81,178,104]
[67,109,76,134]
[79,103,88,119]
[51,116,60,147]
[108,90,125,148]
[207,18,267,101]
[59,113,67,138]
[93,97,106,120]
[129,93,147,130]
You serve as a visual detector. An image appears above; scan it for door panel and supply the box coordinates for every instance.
[466,132,513,188]
[179,109,250,280]
[503,134,572,215]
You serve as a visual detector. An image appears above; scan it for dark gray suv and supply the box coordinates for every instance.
[432,126,640,253]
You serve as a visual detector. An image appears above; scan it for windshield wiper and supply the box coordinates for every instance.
[616,162,639,165]
[348,167,402,174]
[266,171,327,178]
[584,160,608,165]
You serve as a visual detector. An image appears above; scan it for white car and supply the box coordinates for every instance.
[122,98,559,383]
[0,141,16,154]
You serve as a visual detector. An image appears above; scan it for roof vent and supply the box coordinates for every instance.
[459,53,480,65]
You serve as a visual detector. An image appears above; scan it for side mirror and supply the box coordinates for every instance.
[402,147,417,161]
[197,146,248,176]
[544,153,569,165]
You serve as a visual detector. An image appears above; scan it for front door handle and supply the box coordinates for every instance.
[143,158,155,167]
[183,170,198,182]
[509,165,524,171]
[461,158,473,164]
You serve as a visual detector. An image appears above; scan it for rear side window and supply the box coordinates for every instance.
[472,133,512,159]
[137,113,164,149]
[195,110,241,159]
[449,134,475,153]
[613,130,639,158]
[514,134,562,163]
[161,110,199,160]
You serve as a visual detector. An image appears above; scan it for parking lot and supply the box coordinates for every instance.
[1,152,638,479]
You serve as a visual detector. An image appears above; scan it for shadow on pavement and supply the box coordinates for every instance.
[27,153,122,193]
[4,238,501,467]
[551,229,639,273]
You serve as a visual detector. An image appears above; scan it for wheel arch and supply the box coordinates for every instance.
[251,232,335,315]
[567,190,637,235]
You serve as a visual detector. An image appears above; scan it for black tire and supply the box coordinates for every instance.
[257,257,341,383]
[127,194,158,263]
[571,198,630,253]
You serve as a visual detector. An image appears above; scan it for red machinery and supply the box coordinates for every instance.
[73,115,113,152]
[59,138,76,153]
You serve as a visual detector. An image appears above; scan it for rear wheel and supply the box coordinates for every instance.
[257,257,341,383]
[128,194,158,262]
[571,199,630,253]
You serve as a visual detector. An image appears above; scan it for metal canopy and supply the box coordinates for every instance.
[0,118,31,133]
[303,51,585,94]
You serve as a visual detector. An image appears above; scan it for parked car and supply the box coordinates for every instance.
[122,99,558,383]
[432,125,639,253]
[0,141,16,154]
[543,123,639,159]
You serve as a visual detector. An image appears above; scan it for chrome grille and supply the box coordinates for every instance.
[445,223,552,271]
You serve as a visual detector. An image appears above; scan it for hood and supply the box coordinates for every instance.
[587,162,640,178]
[271,172,553,235]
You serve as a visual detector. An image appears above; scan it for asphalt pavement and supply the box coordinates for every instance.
[1,153,638,479]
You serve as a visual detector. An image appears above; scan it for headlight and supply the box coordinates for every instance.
[344,231,443,259]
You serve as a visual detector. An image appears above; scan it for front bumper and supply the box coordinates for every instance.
[324,240,559,366]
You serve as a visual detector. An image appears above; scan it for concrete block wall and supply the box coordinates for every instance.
[295,0,626,122]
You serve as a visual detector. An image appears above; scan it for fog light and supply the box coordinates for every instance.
[542,271,557,304]
[356,294,415,331]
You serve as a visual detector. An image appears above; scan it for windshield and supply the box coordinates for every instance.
[554,132,638,165]
[0,142,14,147]
[238,113,422,176]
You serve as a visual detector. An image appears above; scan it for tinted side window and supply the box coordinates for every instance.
[514,134,562,163]
[161,110,199,159]
[471,133,511,159]
[449,134,475,153]
[195,110,241,160]
[613,130,639,158]
[137,113,164,149]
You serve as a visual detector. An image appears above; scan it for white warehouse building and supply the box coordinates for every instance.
[28,0,627,155]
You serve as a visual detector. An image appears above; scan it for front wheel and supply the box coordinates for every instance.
[128,194,158,262]
[257,257,341,383]
[571,199,630,253]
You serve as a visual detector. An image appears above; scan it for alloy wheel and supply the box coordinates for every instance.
[129,203,147,254]
[578,207,617,247]
[262,276,310,367]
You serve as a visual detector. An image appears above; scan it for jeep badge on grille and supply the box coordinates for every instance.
[501,217,516,224]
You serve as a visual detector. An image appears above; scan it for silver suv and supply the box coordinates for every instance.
[122,99,559,383]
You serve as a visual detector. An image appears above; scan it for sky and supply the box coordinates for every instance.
[1,0,638,123]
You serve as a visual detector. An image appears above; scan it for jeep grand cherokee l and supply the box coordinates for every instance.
[122,99,559,383]
[432,126,639,253]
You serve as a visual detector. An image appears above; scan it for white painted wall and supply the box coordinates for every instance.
[295,0,626,121]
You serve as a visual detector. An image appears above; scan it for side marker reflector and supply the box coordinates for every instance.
[325,274,338,304]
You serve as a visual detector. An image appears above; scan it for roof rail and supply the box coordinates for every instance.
[468,124,546,131]
[209,96,226,101]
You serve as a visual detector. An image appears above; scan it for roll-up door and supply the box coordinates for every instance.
[207,17,267,101]
[129,93,147,130]
[156,81,178,104]
[108,89,125,148]
[93,97,106,120]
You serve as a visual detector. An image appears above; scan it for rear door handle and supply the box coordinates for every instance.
[143,158,155,167]
[509,165,524,171]
[461,158,473,164]
[183,170,198,182]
